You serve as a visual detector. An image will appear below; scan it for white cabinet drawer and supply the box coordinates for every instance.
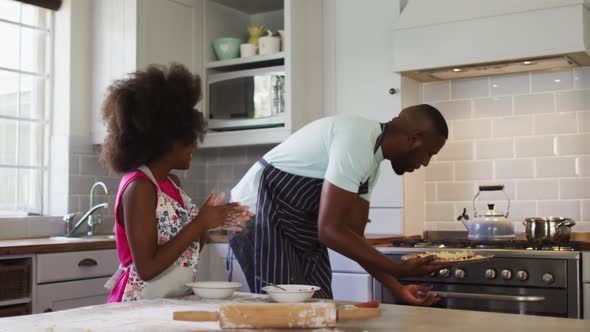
[332,273,373,302]
[584,284,590,320]
[36,277,110,313]
[583,252,589,282]
[329,250,366,273]
[37,250,118,283]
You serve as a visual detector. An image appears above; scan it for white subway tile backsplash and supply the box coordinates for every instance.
[579,111,590,132]
[493,116,532,137]
[537,200,580,221]
[560,178,590,199]
[455,161,493,180]
[514,93,554,115]
[473,96,512,118]
[531,70,574,92]
[453,119,491,140]
[425,162,454,181]
[433,100,471,120]
[80,155,108,176]
[476,139,513,160]
[425,202,456,222]
[580,156,590,176]
[556,90,590,112]
[508,201,537,224]
[451,77,489,99]
[69,175,96,196]
[582,200,590,222]
[426,183,436,201]
[0,219,28,240]
[423,81,450,102]
[436,141,474,161]
[437,182,475,201]
[517,180,559,200]
[490,73,530,96]
[515,136,556,157]
[558,134,590,155]
[574,68,590,89]
[533,112,577,135]
[536,157,577,178]
[474,181,515,203]
[495,159,534,179]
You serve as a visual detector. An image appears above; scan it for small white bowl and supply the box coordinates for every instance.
[261,284,320,303]
[186,281,241,299]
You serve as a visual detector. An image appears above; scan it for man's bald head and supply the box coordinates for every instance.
[398,104,448,140]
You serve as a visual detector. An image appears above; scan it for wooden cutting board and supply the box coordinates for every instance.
[173,302,380,329]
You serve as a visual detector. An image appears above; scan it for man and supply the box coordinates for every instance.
[230,104,449,305]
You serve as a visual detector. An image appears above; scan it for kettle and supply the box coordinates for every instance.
[457,185,515,240]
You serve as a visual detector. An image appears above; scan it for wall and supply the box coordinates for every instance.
[410,67,590,233]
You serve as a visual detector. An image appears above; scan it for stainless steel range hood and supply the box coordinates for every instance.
[393,0,590,82]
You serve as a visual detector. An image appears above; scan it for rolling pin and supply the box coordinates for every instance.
[173,302,380,329]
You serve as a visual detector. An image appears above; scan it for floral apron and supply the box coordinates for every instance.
[105,165,200,301]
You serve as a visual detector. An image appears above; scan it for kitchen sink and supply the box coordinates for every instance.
[49,235,115,241]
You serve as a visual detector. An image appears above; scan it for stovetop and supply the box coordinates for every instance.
[391,239,583,251]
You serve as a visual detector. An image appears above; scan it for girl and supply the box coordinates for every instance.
[100,63,252,302]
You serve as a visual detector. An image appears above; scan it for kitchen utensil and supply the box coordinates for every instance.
[255,275,287,291]
[212,38,242,60]
[523,217,576,244]
[239,43,257,57]
[262,284,320,303]
[457,185,515,240]
[258,30,280,55]
[173,302,380,329]
[185,281,241,299]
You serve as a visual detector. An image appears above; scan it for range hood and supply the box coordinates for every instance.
[393,0,590,82]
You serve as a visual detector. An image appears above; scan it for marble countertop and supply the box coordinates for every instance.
[0,292,587,332]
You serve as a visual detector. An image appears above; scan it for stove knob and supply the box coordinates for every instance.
[439,269,451,278]
[454,269,466,280]
[501,269,512,280]
[429,271,437,277]
[485,269,497,280]
[516,270,528,281]
[542,273,555,285]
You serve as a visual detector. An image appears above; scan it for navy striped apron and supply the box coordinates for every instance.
[229,123,387,299]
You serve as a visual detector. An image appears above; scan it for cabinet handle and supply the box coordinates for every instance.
[44,308,53,313]
[78,258,98,267]
[389,88,396,95]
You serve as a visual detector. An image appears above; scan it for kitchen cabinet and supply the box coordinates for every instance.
[583,252,589,319]
[0,256,32,317]
[328,250,372,302]
[324,0,403,234]
[200,0,324,147]
[91,0,204,144]
[34,249,118,313]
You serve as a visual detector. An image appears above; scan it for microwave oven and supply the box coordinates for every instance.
[207,66,286,131]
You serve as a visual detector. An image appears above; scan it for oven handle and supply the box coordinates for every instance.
[434,291,545,303]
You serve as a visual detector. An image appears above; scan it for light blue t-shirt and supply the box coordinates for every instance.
[231,115,385,214]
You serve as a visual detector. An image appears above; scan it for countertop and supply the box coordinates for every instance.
[0,235,116,255]
[0,292,587,331]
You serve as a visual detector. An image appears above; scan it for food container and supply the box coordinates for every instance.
[523,217,576,244]
[186,281,241,299]
[258,35,280,55]
[240,43,257,57]
[262,284,320,303]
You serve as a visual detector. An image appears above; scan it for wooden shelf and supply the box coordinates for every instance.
[0,298,30,307]
[206,52,285,70]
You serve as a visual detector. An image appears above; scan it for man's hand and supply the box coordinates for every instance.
[399,255,454,277]
[393,284,439,306]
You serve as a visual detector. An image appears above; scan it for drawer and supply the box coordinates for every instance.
[332,272,373,302]
[583,252,589,282]
[36,277,110,313]
[37,250,118,283]
[329,250,366,273]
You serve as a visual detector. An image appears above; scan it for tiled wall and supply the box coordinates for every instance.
[421,67,590,232]
[66,143,274,235]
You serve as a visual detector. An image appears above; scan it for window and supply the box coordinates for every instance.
[0,0,52,216]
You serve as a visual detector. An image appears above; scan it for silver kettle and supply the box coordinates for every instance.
[457,185,515,240]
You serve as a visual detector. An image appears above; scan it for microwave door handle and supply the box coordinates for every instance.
[434,291,545,303]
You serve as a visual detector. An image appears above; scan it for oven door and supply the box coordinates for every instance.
[376,282,572,318]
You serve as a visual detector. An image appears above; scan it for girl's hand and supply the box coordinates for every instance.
[196,192,253,231]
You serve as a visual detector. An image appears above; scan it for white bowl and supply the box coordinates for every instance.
[261,284,320,303]
[186,281,241,299]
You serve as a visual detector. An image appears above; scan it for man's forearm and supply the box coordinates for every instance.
[361,262,404,297]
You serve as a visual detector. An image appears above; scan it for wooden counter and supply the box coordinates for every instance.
[0,236,116,256]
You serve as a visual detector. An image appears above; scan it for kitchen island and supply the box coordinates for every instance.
[0,292,587,332]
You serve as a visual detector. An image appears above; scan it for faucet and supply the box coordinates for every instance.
[63,181,109,237]
[89,181,108,234]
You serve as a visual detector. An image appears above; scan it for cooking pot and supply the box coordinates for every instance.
[522,217,576,244]
[457,185,515,240]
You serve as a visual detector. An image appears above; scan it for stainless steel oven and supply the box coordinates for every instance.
[374,250,582,318]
